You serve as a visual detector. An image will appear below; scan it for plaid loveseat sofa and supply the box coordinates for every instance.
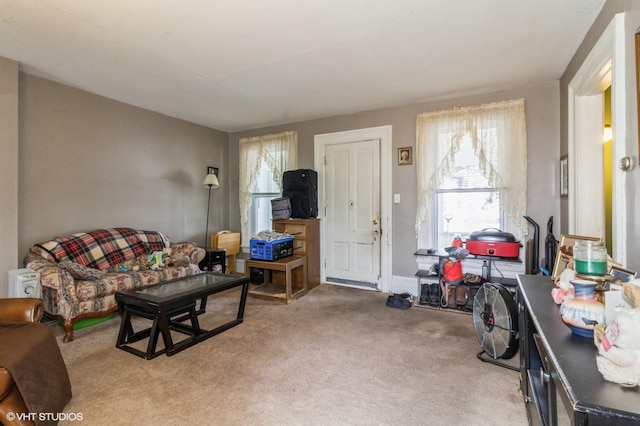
[23,228,205,342]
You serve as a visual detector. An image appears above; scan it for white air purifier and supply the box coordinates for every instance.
[8,268,41,298]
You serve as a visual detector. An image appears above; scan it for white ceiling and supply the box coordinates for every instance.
[0,0,606,132]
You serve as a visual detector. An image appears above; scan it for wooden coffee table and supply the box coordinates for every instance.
[115,272,249,359]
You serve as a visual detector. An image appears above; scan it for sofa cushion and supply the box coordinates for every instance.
[74,264,201,302]
[58,261,106,281]
[35,228,166,271]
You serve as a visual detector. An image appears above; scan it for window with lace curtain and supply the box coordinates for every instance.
[415,99,528,249]
[239,131,297,248]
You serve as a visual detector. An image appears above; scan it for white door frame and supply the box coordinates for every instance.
[314,125,393,293]
[568,13,627,265]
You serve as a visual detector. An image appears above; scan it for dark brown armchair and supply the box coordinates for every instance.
[0,298,71,426]
[0,297,44,322]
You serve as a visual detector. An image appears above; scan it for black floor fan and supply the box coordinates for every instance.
[471,215,541,371]
[473,283,519,371]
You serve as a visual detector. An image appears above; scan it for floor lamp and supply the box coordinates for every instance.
[203,173,220,254]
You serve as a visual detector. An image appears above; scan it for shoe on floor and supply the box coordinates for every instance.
[386,294,412,309]
[397,292,412,301]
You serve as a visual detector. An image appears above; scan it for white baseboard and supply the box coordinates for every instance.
[238,260,521,294]
[236,256,247,274]
[392,275,419,296]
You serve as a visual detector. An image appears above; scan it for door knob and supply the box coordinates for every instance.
[372,219,379,225]
[619,156,632,171]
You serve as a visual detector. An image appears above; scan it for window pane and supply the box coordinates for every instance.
[251,160,281,235]
[436,191,500,248]
[252,194,278,234]
[252,160,280,193]
[440,134,492,189]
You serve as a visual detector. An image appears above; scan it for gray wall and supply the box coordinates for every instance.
[229,81,561,278]
[560,0,640,272]
[3,74,228,296]
[0,57,19,298]
[12,1,635,292]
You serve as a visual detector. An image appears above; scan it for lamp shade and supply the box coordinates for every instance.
[203,174,220,189]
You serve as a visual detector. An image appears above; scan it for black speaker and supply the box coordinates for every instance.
[250,267,264,284]
[199,250,226,273]
[282,169,318,218]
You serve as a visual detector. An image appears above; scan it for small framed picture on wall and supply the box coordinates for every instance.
[398,147,412,165]
[207,166,219,177]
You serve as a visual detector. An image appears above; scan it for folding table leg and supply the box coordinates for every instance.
[145,317,161,358]
[116,307,134,345]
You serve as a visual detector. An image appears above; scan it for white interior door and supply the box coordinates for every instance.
[314,125,392,293]
[324,139,381,289]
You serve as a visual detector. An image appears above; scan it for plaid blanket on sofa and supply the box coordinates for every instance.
[35,228,166,271]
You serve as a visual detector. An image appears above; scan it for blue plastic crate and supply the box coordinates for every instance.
[250,236,294,261]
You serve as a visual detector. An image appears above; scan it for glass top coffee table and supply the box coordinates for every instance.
[115,272,249,359]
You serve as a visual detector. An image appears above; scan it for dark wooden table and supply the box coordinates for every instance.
[115,272,249,359]
[517,274,640,425]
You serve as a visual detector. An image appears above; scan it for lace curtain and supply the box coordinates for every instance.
[415,98,528,245]
[239,131,297,228]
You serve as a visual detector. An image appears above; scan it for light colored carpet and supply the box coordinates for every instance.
[54,284,527,425]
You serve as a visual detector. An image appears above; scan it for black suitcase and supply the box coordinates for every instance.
[283,169,317,191]
[282,169,318,218]
[283,190,318,219]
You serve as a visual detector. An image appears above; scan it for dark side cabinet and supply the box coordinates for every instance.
[517,274,640,426]
[199,250,226,273]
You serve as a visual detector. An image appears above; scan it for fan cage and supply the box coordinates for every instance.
[473,283,519,360]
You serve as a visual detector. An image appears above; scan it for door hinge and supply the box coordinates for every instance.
[324,155,327,165]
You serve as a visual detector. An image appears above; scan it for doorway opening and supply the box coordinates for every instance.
[314,126,393,293]
[568,13,627,265]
